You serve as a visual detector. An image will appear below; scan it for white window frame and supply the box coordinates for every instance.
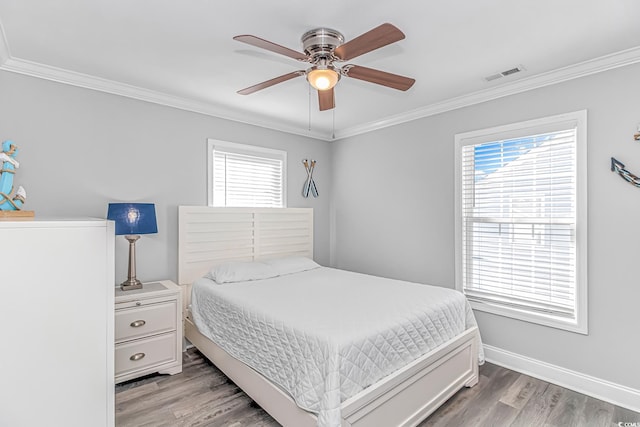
[454,110,588,334]
[207,139,287,208]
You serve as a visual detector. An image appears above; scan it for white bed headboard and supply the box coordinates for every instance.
[178,206,314,286]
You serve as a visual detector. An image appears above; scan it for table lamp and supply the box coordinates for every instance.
[107,203,158,291]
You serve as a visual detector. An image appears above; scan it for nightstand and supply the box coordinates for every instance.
[115,280,183,384]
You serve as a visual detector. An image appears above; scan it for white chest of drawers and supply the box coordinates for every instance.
[115,280,182,383]
[0,219,115,427]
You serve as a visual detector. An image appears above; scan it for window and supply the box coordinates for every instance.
[455,111,587,334]
[208,139,286,207]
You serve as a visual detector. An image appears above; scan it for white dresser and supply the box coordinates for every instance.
[0,218,115,427]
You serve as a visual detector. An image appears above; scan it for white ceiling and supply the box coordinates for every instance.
[1,1,639,141]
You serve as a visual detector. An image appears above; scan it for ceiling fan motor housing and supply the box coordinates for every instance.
[301,28,344,62]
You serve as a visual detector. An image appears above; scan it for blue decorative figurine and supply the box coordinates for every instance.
[0,140,27,210]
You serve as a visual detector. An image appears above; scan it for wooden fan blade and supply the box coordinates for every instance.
[237,71,305,95]
[342,65,415,91]
[333,23,405,61]
[234,35,308,61]
[318,88,335,111]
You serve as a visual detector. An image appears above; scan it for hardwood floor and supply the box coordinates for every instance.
[116,349,639,427]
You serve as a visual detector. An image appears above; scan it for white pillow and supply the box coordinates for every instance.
[206,261,278,284]
[263,256,320,276]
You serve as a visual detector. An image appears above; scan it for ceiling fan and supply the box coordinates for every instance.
[234,23,415,111]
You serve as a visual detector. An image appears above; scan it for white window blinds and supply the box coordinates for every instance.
[456,111,587,333]
[209,140,286,208]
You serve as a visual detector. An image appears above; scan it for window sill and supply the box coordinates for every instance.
[469,299,588,335]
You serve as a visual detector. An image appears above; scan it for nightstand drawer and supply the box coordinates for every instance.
[115,332,177,376]
[115,301,176,342]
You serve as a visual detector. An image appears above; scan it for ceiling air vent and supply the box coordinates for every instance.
[484,65,526,82]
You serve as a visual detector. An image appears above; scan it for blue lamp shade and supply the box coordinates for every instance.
[107,203,158,236]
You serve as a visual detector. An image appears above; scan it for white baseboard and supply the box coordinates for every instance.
[484,344,640,413]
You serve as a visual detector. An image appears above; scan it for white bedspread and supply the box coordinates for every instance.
[191,267,483,427]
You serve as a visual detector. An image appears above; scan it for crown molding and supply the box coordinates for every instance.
[0,18,10,65]
[0,25,638,143]
[0,56,332,141]
[334,45,640,140]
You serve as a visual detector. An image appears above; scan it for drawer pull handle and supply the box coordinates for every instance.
[130,320,146,328]
[130,352,145,361]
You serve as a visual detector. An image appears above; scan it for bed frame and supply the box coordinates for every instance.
[178,206,479,427]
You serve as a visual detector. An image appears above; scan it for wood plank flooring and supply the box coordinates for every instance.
[116,349,640,426]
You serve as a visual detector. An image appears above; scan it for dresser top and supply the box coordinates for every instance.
[0,217,110,228]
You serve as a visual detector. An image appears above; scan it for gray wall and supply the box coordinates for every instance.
[0,70,332,283]
[331,62,640,391]
[2,61,639,392]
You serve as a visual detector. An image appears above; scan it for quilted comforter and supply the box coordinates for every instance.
[191,267,483,427]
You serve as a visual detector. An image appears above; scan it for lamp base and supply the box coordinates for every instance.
[120,234,143,291]
[120,278,143,291]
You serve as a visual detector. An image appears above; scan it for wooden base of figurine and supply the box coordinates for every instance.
[0,210,35,220]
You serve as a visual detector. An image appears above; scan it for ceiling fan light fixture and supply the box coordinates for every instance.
[307,66,340,91]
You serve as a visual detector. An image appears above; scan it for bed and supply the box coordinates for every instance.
[178,206,481,427]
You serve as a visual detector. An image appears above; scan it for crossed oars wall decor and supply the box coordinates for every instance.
[611,157,640,188]
[610,125,640,188]
[302,159,318,198]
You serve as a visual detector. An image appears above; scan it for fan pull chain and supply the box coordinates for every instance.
[308,84,312,131]
[332,107,336,140]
